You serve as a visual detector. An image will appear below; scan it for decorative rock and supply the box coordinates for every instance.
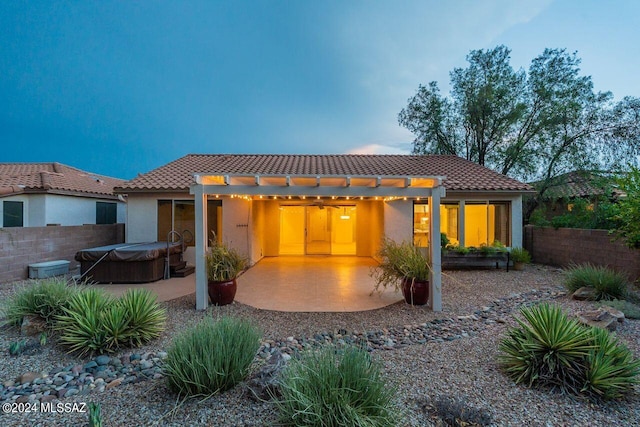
[572,286,597,301]
[65,388,79,397]
[40,394,56,403]
[18,372,42,385]
[71,365,84,375]
[599,305,625,322]
[20,315,47,336]
[96,355,111,366]
[106,378,122,389]
[577,307,623,331]
[246,349,286,401]
[84,361,98,370]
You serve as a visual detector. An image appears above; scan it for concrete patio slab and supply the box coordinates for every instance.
[235,256,402,312]
[96,256,402,312]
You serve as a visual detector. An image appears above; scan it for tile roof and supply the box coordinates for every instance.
[117,154,532,193]
[0,162,125,198]
[538,171,621,199]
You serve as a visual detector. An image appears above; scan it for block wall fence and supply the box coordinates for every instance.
[0,224,124,284]
[523,225,640,281]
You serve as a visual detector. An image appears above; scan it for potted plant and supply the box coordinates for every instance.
[370,237,430,305]
[205,241,248,306]
[509,247,531,271]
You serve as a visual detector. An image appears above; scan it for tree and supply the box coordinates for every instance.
[613,167,640,248]
[399,46,640,221]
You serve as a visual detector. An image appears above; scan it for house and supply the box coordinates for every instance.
[0,162,126,227]
[116,154,533,311]
[528,170,623,222]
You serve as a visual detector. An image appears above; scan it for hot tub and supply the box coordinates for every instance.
[75,242,183,283]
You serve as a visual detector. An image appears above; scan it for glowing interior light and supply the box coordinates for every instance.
[340,207,350,220]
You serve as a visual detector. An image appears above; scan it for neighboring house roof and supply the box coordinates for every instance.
[0,162,125,199]
[535,171,622,200]
[116,154,532,193]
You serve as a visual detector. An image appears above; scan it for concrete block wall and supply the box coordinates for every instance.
[0,224,125,284]
[524,226,640,281]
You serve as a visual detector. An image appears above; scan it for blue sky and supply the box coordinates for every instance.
[2,1,638,180]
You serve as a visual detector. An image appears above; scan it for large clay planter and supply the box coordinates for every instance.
[208,278,237,306]
[512,261,524,271]
[401,277,429,306]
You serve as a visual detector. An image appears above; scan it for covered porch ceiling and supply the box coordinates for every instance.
[193,173,445,199]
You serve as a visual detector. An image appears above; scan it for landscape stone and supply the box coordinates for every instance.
[577,308,619,331]
[572,286,597,301]
[20,315,47,336]
[18,372,42,385]
[96,355,111,366]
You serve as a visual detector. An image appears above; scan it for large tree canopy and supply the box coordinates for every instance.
[399,46,640,219]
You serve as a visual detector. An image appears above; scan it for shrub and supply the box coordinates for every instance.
[509,247,531,264]
[563,264,629,300]
[275,345,402,427]
[499,303,640,400]
[582,327,640,400]
[55,288,166,356]
[164,316,261,397]
[597,300,640,320]
[1,278,78,328]
[55,288,115,356]
[498,303,592,393]
[421,395,492,426]
[118,289,166,347]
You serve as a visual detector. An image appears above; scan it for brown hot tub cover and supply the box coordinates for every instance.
[75,242,182,263]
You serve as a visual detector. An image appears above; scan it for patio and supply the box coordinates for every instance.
[98,256,403,312]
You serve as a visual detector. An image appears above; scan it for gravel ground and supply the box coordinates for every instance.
[1,264,639,426]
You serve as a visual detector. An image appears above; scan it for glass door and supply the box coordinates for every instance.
[306,206,331,254]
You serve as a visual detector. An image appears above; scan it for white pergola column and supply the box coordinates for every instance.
[194,185,208,310]
[429,186,444,311]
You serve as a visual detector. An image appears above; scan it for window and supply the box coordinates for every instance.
[3,201,23,227]
[157,199,222,246]
[464,202,510,247]
[413,202,459,248]
[413,200,510,248]
[96,202,117,224]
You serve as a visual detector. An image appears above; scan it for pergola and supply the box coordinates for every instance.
[190,172,446,311]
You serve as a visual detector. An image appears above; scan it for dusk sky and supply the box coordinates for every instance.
[2,1,639,180]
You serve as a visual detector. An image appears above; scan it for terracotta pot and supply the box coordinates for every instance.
[513,262,524,271]
[401,277,429,306]
[208,278,237,306]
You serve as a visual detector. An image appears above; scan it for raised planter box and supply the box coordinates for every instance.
[442,251,510,270]
[28,260,71,279]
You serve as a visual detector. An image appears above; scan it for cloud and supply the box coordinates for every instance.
[345,142,412,155]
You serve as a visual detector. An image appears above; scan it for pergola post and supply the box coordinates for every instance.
[194,184,208,310]
[429,186,443,311]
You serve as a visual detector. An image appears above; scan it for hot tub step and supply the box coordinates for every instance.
[170,261,187,272]
[172,265,195,277]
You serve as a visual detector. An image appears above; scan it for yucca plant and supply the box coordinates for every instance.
[164,316,261,397]
[498,303,594,394]
[102,304,131,351]
[1,278,78,328]
[582,327,640,400]
[275,345,402,427]
[118,289,166,346]
[88,402,102,427]
[55,288,115,356]
[563,264,629,300]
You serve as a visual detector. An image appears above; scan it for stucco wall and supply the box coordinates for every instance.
[126,195,159,243]
[0,223,124,284]
[1,194,125,228]
[523,226,640,281]
[222,198,251,257]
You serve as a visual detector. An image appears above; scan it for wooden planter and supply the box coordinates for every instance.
[401,277,429,306]
[208,278,237,306]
